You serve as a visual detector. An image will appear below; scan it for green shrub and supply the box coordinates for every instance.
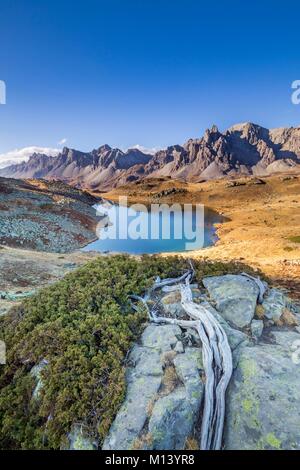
[0,254,259,449]
[287,235,300,244]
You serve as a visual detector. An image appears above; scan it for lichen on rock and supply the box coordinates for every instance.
[202,274,260,329]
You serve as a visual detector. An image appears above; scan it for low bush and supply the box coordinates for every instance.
[287,235,300,244]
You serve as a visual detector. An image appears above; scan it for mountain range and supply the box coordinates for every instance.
[1,122,300,190]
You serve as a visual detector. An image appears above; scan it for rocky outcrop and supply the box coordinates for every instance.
[225,330,300,450]
[1,122,300,190]
[262,288,286,323]
[250,319,264,341]
[66,425,98,450]
[102,324,204,450]
[148,349,204,450]
[102,274,300,451]
[161,291,186,318]
[202,274,260,329]
[0,177,101,252]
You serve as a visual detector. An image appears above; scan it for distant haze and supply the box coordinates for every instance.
[0,147,60,169]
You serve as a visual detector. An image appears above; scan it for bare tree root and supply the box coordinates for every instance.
[130,268,233,450]
[241,272,266,303]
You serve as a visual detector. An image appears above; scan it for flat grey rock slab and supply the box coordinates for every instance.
[174,348,204,410]
[225,330,300,450]
[127,345,162,378]
[148,347,204,450]
[141,324,181,352]
[148,388,196,450]
[203,274,260,329]
[102,346,162,450]
[201,301,249,352]
[103,324,204,450]
[103,324,185,450]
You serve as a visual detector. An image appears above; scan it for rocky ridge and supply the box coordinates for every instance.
[1,123,300,190]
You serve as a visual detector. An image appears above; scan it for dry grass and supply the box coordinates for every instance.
[162,291,181,304]
[131,432,153,450]
[161,365,180,396]
[146,358,181,418]
[275,308,299,327]
[255,304,265,320]
[161,350,177,367]
[146,395,158,417]
[185,436,200,450]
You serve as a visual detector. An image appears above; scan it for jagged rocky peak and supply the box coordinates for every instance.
[95,147,120,168]
[166,144,185,155]
[228,121,262,133]
[270,125,300,151]
[28,152,55,163]
[94,144,112,155]
[59,147,94,167]
[1,122,300,188]
[228,122,269,143]
[118,148,152,169]
[91,146,152,171]
[203,124,221,144]
[61,146,85,158]
[90,145,112,166]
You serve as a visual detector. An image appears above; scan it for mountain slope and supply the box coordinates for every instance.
[1,123,300,190]
[0,177,100,252]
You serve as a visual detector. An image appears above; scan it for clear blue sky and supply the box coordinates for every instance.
[1,0,300,153]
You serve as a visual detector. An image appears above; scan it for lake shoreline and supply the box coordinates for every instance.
[100,174,300,299]
[1,171,300,318]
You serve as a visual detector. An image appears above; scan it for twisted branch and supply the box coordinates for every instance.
[130,267,233,450]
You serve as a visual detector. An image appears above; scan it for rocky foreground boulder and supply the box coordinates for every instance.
[100,274,300,450]
[102,324,204,450]
[202,274,261,329]
[225,330,300,450]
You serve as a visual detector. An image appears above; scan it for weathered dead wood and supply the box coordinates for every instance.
[180,277,232,450]
[130,269,233,450]
[241,272,266,303]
